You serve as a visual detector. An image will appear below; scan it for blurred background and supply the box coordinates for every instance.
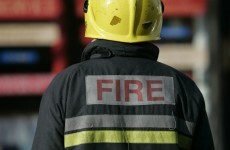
[0,0,229,149]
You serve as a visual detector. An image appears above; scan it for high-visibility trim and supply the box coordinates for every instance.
[65,115,195,136]
[64,130,192,149]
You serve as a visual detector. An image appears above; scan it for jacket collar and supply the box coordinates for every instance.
[81,40,159,62]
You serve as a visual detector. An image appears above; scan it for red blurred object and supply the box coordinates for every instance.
[162,0,207,17]
[0,0,63,21]
[79,24,92,46]
[51,35,68,73]
[75,0,84,18]
[0,32,67,96]
[0,74,56,96]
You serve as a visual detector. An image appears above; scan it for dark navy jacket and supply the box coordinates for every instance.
[32,40,214,150]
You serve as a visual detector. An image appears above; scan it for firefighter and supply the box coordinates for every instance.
[32,0,214,149]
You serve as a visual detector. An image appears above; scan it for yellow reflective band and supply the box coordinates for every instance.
[65,130,192,149]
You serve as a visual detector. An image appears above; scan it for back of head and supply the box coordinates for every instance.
[84,0,163,43]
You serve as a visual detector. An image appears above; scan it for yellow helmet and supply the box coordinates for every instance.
[84,0,163,43]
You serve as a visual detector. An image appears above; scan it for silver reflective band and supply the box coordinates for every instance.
[85,75,175,105]
[65,115,195,136]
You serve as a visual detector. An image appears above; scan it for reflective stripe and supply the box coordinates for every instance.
[64,130,192,149]
[65,115,195,136]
